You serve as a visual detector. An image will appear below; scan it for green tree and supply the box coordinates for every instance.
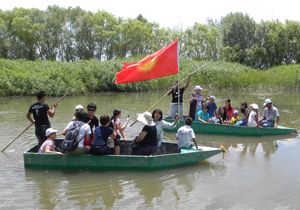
[220,12,256,63]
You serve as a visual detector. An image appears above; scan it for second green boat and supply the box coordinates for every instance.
[163,116,297,136]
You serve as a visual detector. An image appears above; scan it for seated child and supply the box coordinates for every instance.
[210,112,223,124]
[207,96,217,118]
[176,117,198,150]
[38,128,61,154]
[90,115,116,155]
[230,110,240,125]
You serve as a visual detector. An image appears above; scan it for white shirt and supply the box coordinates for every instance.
[176,125,195,148]
[155,120,177,147]
[65,121,91,148]
[263,106,279,121]
[248,111,258,127]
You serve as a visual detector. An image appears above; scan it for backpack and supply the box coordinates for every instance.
[61,121,85,153]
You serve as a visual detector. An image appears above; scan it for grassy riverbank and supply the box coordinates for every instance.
[0,59,299,96]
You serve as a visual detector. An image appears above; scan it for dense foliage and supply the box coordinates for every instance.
[0,7,300,68]
[0,59,299,96]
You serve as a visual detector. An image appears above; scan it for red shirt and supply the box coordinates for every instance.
[226,106,233,121]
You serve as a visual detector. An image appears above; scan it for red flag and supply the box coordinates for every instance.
[115,40,178,84]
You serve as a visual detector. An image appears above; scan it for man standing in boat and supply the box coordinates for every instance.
[168,74,191,120]
[26,91,57,146]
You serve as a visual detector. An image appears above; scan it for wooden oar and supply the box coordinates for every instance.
[130,61,212,127]
[1,93,68,152]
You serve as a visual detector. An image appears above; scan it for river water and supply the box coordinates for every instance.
[0,89,299,209]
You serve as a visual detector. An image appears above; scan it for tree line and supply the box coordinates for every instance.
[0,6,299,68]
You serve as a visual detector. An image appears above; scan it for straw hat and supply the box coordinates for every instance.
[137,112,155,126]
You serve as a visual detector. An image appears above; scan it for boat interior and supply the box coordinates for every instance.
[27,138,181,155]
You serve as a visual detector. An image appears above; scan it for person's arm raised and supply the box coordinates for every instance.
[47,103,57,118]
[184,74,192,90]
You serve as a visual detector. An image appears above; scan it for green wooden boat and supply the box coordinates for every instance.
[163,116,297,136]
[24,139,222,171]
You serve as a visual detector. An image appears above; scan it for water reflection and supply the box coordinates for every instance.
[24,160,223,209]
[196,135,283,157]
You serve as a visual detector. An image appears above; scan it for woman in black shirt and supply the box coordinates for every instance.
[132,112,157,156]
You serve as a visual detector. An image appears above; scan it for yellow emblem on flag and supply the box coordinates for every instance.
[138,57,157,72]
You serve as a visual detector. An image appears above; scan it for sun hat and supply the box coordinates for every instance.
[194,85,202,91]
[263,99,272,106]
[233,110,239,115]
[209,95,216,100]
[45,128,57,137]
[250,103,259,110]
[137,112,155,126]
[75,105,84,110]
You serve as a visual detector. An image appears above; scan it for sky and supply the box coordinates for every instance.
[1,0,299,29]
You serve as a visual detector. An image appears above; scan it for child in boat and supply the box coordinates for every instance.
[230,110,240,125]
[91,115,116,155]
[111,109,130,141]
[38,128,61,154]
[197,105,210,123]
[189,85,203,121]
[236,102,251,126]
[219,106,227,124]
[207,96,217,118]
[225,99,234,121]
[248,104,260,128]
[176,117,198,150]
[110,109,130,155]
[210,111,223,124]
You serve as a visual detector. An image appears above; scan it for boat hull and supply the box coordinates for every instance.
[163,116,297,136]
[24,140,222,171]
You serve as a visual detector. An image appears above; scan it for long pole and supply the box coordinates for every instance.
[177,39,180,120]
[130,61,211,127]
[1,93,68,152]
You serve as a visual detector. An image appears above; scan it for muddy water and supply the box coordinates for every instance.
[0,89,299,209]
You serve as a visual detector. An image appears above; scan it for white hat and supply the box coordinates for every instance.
[233,110,239,115]
[75,104,84,110]
[46,128,57,137]
[250,103,259,110]
[194,85,202,91]
[137,112,155,126]
[209,95,216,100]
[263,99,272,106]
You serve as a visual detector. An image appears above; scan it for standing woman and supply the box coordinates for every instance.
[168,74,191,120]
[189,85,203,121]
[152,109,179,148]
[225,99,234,122]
